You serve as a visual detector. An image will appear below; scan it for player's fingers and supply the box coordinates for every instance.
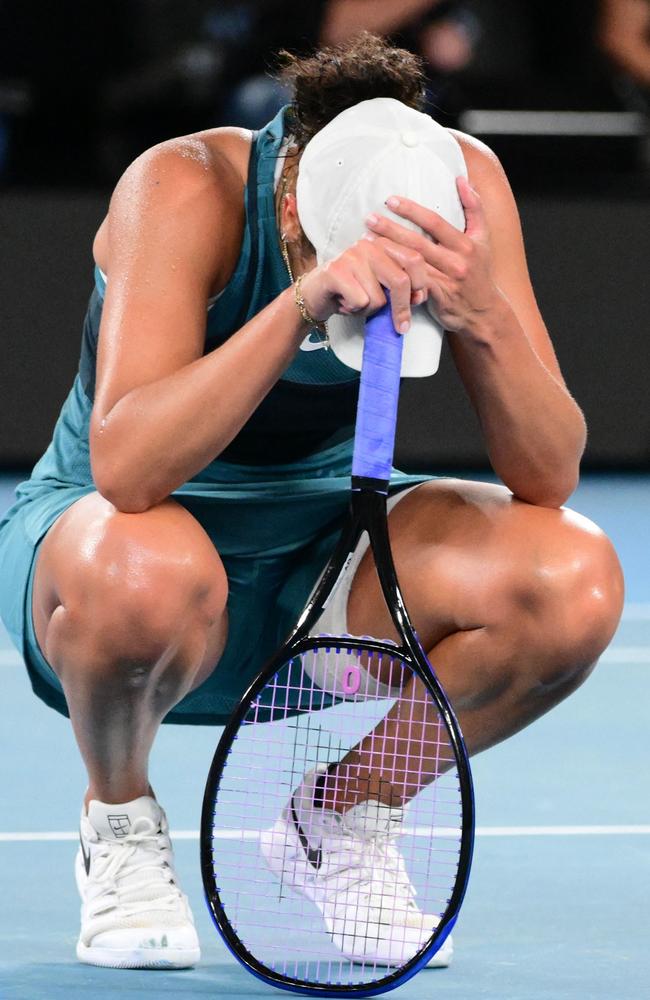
[366,214,461,276]
[422,265,459,324]
[329,240,414,329]
[382,196,471,251]
[324,258,384,316]
[364,234,429,301]
[361,245,417,333]
[456,176,486,239]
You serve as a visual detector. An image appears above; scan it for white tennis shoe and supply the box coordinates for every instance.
[260,766,453,968]
[75,795,200,969]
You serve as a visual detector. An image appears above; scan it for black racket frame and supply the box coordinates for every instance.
[201,487,475,997]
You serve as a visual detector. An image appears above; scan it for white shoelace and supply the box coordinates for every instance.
[86,817,183,920]
[318,809,417,912]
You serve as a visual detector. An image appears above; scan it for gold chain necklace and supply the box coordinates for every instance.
[277,167,329,349]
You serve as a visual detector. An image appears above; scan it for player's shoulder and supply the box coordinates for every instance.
[95,127,253,278]
[110,126,253,215]
[446,126,517,218]
[446,127,510,189]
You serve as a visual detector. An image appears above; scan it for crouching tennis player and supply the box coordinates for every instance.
[0,34,623,970]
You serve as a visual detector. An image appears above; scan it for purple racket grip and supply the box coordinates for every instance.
[352,300,404,484]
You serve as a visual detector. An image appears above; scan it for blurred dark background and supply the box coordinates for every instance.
[1,0,649,470]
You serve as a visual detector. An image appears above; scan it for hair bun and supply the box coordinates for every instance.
[277,32,427,147]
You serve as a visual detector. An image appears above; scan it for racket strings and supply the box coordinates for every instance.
[211,644,463,986]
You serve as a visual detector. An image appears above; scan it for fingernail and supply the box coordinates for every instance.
[362,231,376,242]
[366,213,379,226]
[386,197,400,209]
[400,320,410,334]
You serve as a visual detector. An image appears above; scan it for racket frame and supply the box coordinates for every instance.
[201,486,475,997]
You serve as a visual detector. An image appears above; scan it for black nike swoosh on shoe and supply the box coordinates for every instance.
[290,798,322,870]
[79,830,91,876]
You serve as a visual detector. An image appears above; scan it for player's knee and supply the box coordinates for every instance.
[520,525,624,690]
[564,531,623,680]
[49,524,228,682]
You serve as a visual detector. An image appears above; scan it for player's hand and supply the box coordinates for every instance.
[363,177,503,338]
[299,233,429,335]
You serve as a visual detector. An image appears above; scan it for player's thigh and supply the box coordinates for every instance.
[348,477,623,650]
[31,492,228,683]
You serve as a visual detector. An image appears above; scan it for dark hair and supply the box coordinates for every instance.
[277,32,427,147]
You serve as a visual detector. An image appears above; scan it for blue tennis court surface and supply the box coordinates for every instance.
[1,474,648,999]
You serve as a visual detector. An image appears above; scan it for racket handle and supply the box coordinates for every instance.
[352,300,404,488]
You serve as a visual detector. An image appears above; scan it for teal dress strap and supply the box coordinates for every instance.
[203,106,356,385]
[203,106,289,348]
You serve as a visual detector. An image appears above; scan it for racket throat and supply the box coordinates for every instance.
[349,489,418,653]
[351,474,390,495]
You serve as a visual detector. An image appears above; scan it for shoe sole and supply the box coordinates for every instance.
[260,817,452,969]
[327,918,452,969]
[74,849,200,969]
[76,941,200,969]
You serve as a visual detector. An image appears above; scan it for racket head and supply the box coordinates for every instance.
[201,631,474,996]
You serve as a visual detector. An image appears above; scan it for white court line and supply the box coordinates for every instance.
[600,647,650,663]
[472,825,650,837]
[0,651,22,667]
[623,603,650,621]
[1,825,649,844]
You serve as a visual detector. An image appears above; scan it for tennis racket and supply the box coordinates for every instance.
[201,301,474,996]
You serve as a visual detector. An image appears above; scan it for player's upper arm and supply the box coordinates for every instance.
[89,137,244,459]
[450,129,566,384]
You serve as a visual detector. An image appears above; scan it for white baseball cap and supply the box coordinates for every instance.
[296,97,467,377]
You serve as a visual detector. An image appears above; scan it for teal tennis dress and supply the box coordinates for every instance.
[0,106,431,725]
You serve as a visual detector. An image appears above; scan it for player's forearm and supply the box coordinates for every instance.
[448,299,586,507]
[93,289,308,512]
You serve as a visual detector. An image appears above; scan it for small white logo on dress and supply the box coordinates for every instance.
[108,814,131,837]
[299,333,327,352]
